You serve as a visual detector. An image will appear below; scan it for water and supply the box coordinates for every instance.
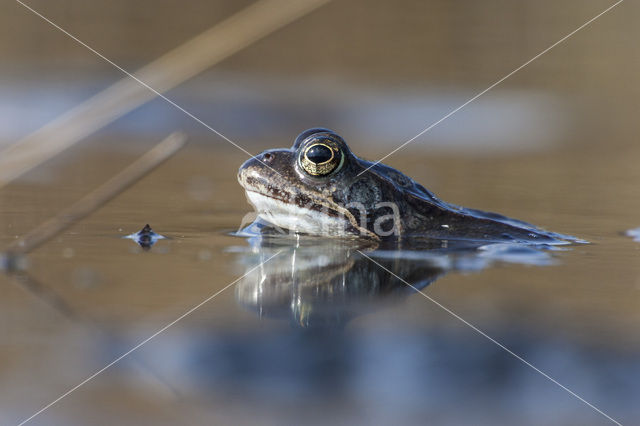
[1,138,639,425]
[2,1,640,423]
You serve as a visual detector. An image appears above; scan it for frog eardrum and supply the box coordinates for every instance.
[298,137,344,177]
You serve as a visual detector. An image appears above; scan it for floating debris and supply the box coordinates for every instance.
[123,224,166,250]
[625,227,640,242]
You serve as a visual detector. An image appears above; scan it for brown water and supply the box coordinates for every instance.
[1,135,639,425]
[2,0,640,425]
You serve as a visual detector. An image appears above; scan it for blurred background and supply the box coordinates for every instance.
[1,0,639,425]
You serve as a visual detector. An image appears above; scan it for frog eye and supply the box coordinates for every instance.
[299,143,344,176]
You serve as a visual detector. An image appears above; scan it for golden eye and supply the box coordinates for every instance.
[300,143,343,176]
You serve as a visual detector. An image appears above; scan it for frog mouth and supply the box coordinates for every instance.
[245,189,292,212]
[239,173,324,212]
[244,189,352,236]
[238,169,376,238]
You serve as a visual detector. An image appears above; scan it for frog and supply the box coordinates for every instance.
[237,128,577,243]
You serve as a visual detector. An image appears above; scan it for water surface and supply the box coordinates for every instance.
[1,139,639,425]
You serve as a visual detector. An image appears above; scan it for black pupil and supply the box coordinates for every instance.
[306,144,333,164]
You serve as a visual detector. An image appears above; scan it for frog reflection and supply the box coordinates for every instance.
[234,231,554,328]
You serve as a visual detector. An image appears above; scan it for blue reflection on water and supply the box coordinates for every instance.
[131,327,637,425]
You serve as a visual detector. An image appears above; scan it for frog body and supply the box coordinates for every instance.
[238,128,576,243]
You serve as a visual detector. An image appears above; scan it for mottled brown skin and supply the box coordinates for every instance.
[238,128,572,243]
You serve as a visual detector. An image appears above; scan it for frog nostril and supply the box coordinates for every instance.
[262,152,273,163]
